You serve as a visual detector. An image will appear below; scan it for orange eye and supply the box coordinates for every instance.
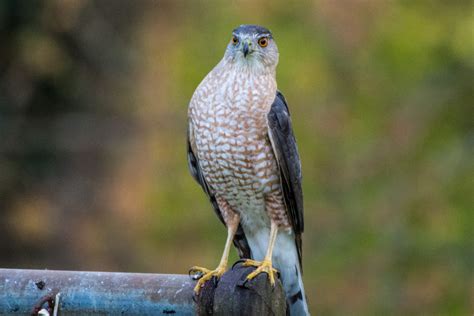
[258,37,268,47]
[231,36,239,45]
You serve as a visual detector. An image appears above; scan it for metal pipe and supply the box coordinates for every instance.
[0,268,195,315]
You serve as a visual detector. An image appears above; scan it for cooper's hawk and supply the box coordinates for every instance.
[187,25,309,315]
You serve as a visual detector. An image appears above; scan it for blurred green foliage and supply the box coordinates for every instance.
[0,1,472,315]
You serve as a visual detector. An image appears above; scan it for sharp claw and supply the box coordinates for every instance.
[194,282,204,294]
[241,278,249,287]
[190,265,227,295]
[189,269,204,280]
[189,269,198,279]
[189,266,211,280]
[269,274,275,287]
[240,259,278,286]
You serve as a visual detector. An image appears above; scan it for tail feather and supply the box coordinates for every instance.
[270,233,310,315]
[284,264,310,316]
[277,255,309,315]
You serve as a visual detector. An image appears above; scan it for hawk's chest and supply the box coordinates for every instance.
[190,68,278,199]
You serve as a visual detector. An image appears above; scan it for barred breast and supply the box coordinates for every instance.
[189,61,279,226]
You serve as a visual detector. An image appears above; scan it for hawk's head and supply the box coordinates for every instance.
[224,24,279,71]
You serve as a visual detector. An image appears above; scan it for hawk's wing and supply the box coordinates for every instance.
[267,91,304,269]
[187,125,252,259]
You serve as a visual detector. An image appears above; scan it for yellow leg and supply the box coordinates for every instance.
[243,221,279,286]
[190,214,239,294]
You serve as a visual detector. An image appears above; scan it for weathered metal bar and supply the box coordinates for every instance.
[0,268,195,315]
[0,264,286,315]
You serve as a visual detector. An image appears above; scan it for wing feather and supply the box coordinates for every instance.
[267,91,304,269]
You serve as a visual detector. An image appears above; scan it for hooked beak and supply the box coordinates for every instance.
[242,42,250,57]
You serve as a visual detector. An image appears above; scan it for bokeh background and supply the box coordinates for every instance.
[0,1,472,315]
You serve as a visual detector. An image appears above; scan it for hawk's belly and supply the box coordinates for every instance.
[194,109,280,228]
[190,65,280,230]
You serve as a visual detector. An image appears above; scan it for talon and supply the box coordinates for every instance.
[242,259,278,286]
[189,266,211,280]
[190,265,227,294]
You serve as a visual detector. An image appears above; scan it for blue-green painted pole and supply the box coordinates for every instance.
[0,268,195,315]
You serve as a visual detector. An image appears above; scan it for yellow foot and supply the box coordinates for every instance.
[242,259,278,286]
[189,265,226,294]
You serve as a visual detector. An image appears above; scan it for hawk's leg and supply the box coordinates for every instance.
[190,198,240,294]
[243,220,279,286]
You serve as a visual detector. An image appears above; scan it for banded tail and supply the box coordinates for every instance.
[271,232,310,315]
[280,262,310,315]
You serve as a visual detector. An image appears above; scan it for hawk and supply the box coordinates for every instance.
[187,25,309,315]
